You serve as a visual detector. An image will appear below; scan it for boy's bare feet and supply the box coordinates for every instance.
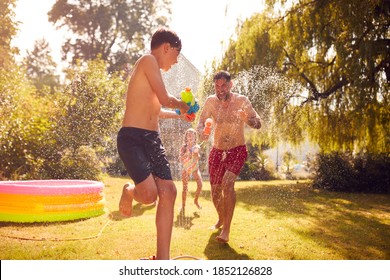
[119,183,134,217]
[140,255,156,260]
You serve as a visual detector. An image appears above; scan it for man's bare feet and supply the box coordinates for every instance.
[216,234,229,243]
[209,220,223,230]
[216,229,229,243]
[119,183,134,217]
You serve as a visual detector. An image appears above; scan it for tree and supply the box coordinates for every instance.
[282,151,296,174]
[218,0,389,153]
[48,0,171,71]
[0,58,125,180]
[24,38,60,94]
[54,58,125,154]
[0,65,55,179]
[45,58,126,179]
[0,0,18,68]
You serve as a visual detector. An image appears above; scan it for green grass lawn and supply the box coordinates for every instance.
[0,176,389,260]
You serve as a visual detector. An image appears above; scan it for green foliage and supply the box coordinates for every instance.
[46,59,125,178]
[0,65,56,179]
[1,2,122,180]
[56,146,102,180]
[48,0,171,71]
[313,152,359,192]
[282,151,296,173]
[216,0,389,154]
[24,38,60,95]
[0,59,125,180]
[220,13,283,71]
[56,59,124,151]
[240,161,274,181]
[0,0,18,68]
[239,143,275,180]
[354,153,390,193]
[312,152,390,193]
[306,97,389,154]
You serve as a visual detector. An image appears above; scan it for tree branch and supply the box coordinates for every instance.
[273,0,318,24]
[283,48,319,96]
[283,48,350,105]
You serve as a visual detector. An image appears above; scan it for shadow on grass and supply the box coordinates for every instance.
[174,208,200,230]
[230,183,390,259]
[109,202,156,221]
[204,231,251,260]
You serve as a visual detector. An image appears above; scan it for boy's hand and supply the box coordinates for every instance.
[180,114,192,122]
[178,101,189,115]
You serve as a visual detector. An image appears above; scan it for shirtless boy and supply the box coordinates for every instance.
[117,28,189,260]
[197,70,261,243]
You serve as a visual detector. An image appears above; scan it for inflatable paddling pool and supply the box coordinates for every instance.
[0,180,106,223]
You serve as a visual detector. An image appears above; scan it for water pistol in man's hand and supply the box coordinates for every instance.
[203,118,213,136]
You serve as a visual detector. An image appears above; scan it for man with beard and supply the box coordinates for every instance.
[197,70,261,243]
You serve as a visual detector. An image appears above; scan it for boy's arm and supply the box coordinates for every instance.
[159,109,188,120]
[143,55,188,114]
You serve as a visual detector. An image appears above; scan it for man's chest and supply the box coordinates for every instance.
[211,102,242,123]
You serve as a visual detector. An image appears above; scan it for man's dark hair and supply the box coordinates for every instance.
[151,28,182,51]
[213,70,231,82]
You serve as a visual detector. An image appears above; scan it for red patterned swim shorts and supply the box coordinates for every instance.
[208,145,248,185]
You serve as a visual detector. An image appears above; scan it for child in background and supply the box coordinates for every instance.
[179,128,203,211]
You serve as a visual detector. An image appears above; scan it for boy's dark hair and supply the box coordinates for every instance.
[151,28,182,51]
[213,70,231,82]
